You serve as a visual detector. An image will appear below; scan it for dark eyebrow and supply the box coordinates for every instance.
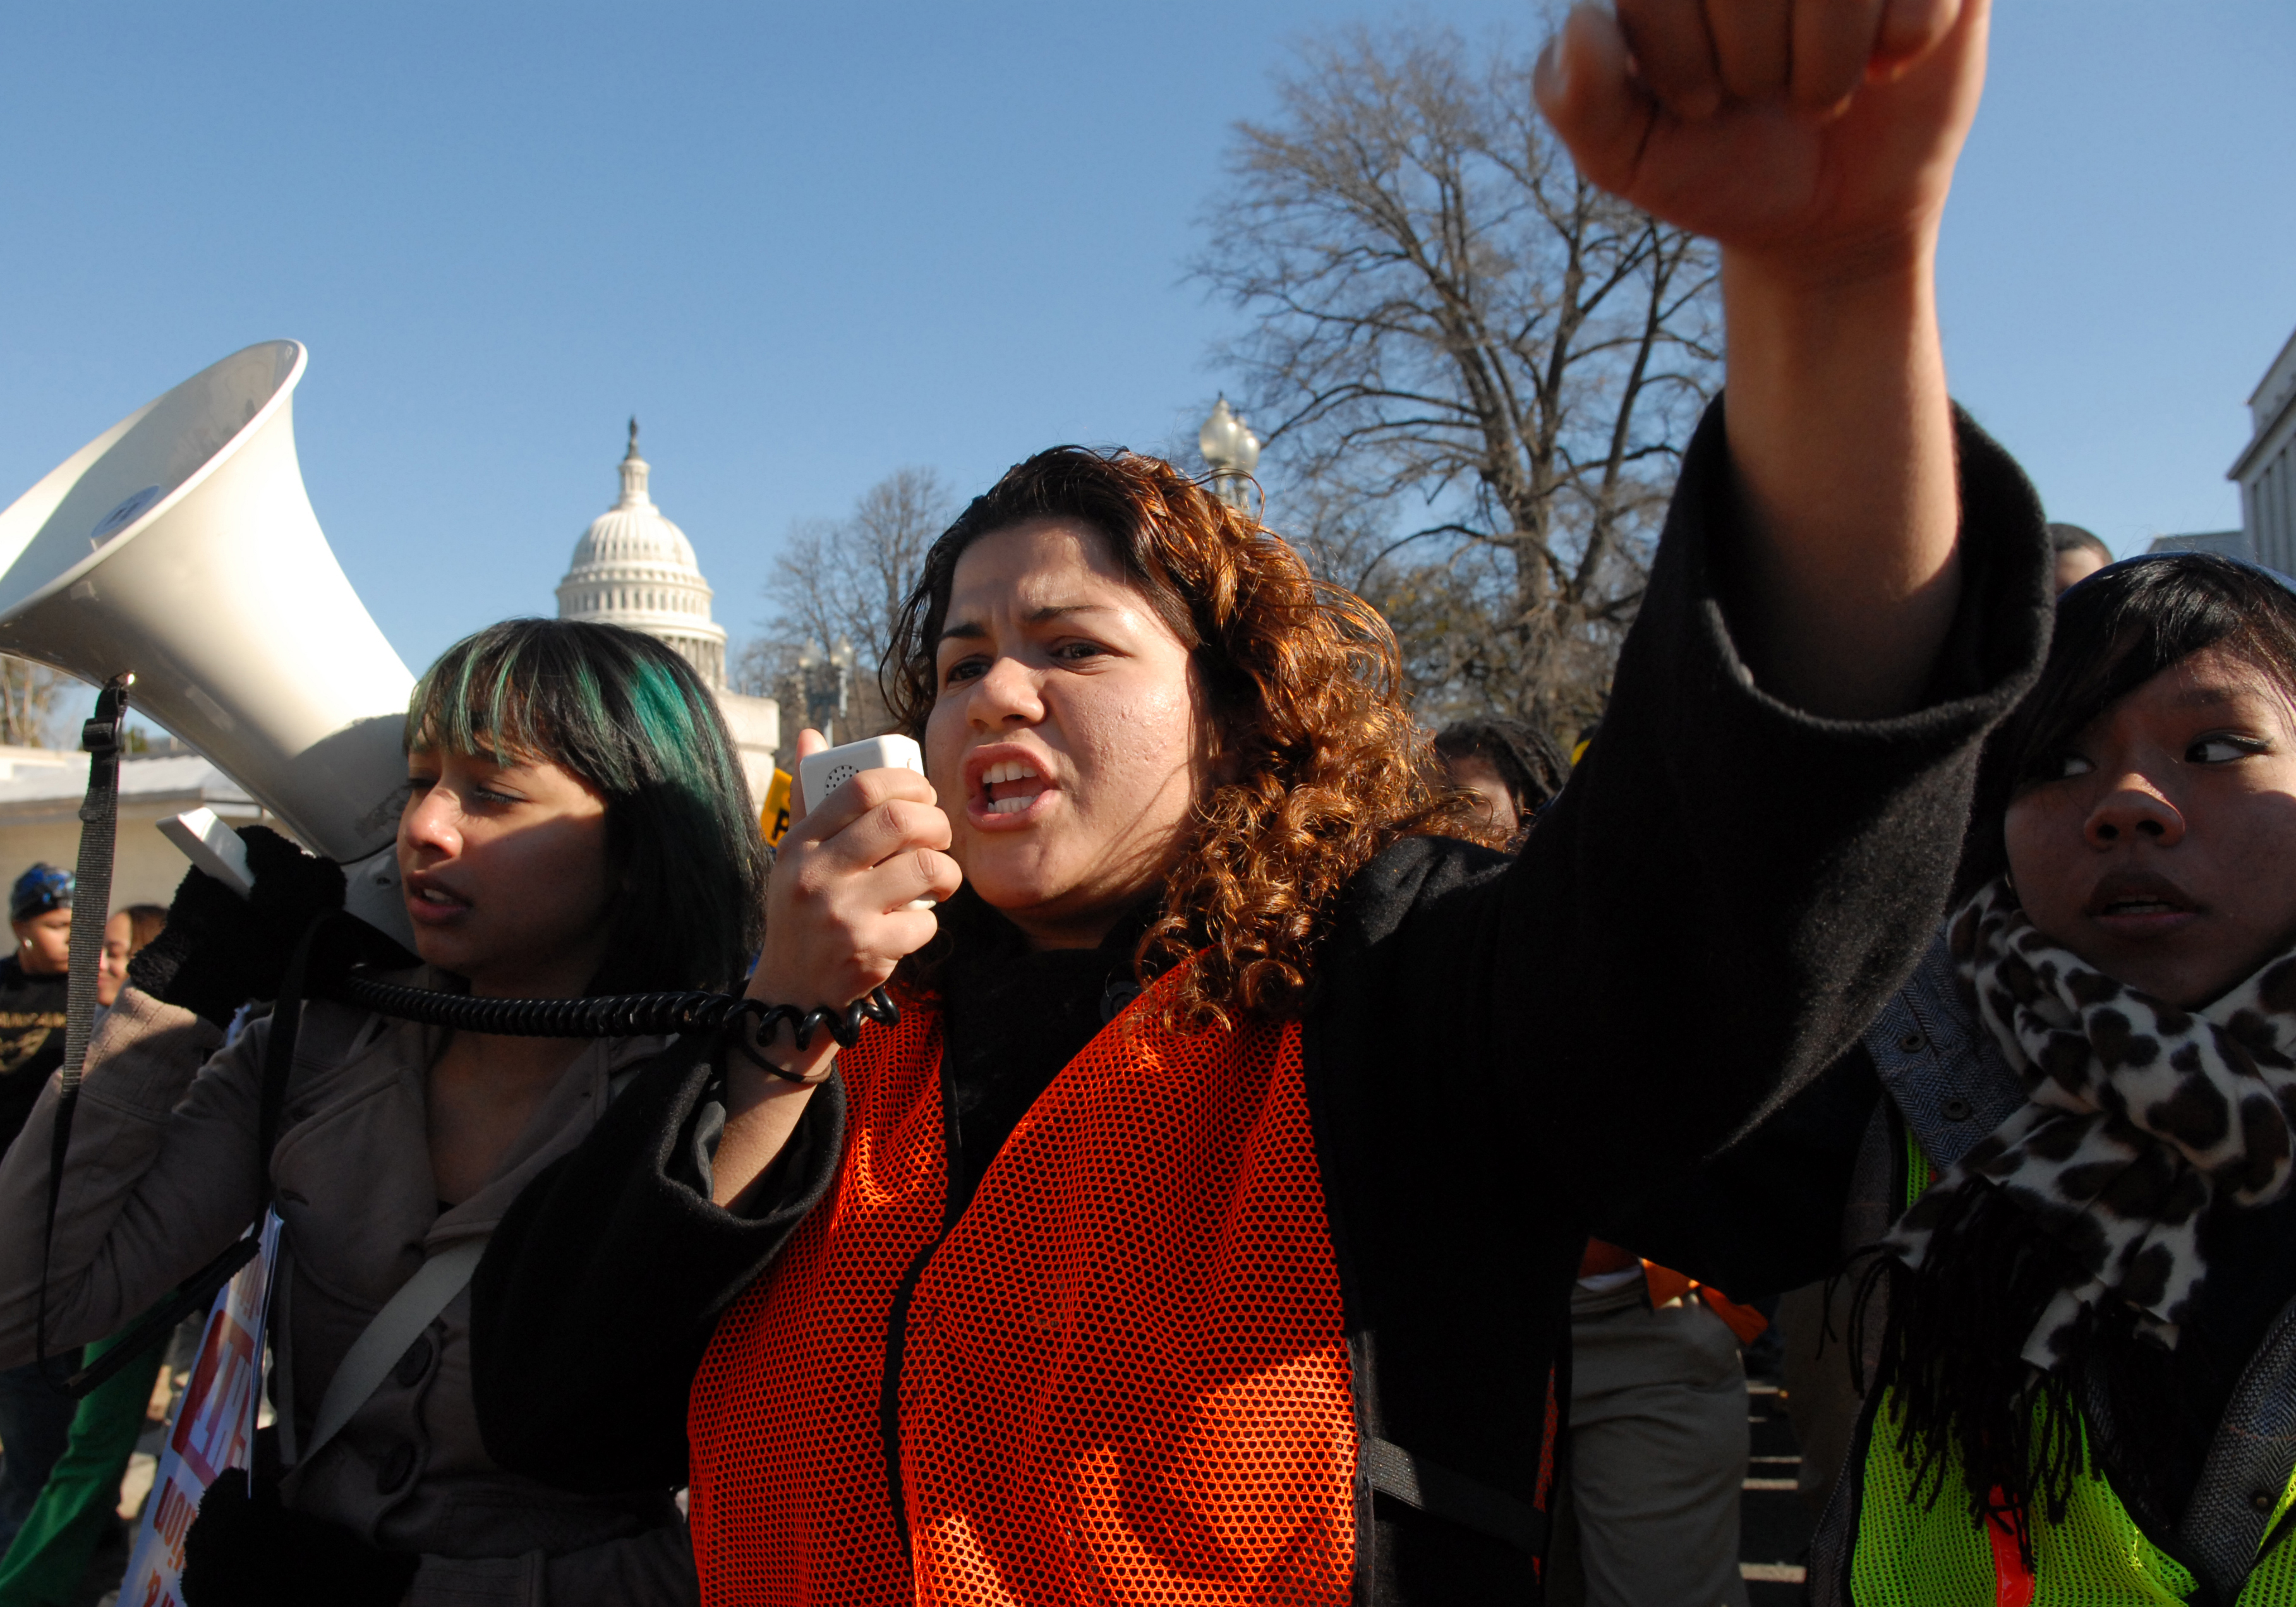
[2175,683,2264,709]
[936,603,1115,648]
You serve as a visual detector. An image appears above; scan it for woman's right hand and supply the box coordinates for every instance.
[740,728,962,1083]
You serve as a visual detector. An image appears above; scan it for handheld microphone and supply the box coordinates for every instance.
[798,735,936,910]
[797,733,926,814]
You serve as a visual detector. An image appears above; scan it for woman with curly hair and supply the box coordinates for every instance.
[473,3,2048,1602]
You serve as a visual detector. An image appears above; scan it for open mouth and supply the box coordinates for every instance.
[980,757,1050,816]
[404,875,470,920]
[2086,870,2198,927]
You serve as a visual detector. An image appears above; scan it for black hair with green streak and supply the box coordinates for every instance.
[405,618,765,995]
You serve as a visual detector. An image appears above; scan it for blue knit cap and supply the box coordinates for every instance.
[10,864,73,923]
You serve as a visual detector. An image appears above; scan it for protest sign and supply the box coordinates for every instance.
[117,1211,280,1607]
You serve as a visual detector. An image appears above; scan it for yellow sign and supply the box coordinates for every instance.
[760,767,794,846]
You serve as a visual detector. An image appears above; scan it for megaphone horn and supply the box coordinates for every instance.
[0,340,415,945]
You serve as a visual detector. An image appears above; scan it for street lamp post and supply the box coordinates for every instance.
[797,637,855,743]
[1198,397,1261,512]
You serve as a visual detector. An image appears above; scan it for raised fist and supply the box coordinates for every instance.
[1536,0,1987,282]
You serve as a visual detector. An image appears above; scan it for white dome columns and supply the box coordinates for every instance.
[553,422,780,804]
[553,419,729,690]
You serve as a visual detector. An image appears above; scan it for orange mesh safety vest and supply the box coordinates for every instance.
[687,972,1357,1606]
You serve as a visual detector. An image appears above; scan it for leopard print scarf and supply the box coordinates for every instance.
[1886,877,2296,1369]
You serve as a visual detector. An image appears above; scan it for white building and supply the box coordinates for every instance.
[2146,528,2252,562]
[553,424,780,804]
[2232,325,2296,575]
[556,423,728,686]
[0,747,271,909]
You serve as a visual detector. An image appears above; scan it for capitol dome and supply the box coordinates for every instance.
[555,420,728,688]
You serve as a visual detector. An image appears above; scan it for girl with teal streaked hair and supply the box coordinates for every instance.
[0,617,758,1606]
[403,617,768,996]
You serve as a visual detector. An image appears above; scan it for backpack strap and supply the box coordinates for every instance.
[298,1237,487,1471]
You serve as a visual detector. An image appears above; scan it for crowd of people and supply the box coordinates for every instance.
[0,869,166,1603]
[0,1,2288,1604]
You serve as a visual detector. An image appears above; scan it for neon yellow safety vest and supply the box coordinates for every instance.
[1840,1127,2296,1604]
[1843,1395,2296,1604]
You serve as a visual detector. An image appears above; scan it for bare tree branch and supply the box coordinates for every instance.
[730,467,954,756]
[1195,23,1719,735]
[0,656,66,748]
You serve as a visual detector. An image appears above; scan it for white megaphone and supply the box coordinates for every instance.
[0,340,416,946]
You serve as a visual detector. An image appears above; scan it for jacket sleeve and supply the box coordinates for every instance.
[1301,403,2050,1606]
[0,985,264,1366]
[1597,1042,1886,1298]
[469,1037,845,1492]
[1326,400,2051,1225]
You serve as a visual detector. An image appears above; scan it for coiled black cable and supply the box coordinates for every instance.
[64,943,897,1404]
[326,970,898,1050]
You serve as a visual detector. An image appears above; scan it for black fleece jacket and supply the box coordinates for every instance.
[468,400,2053,1604]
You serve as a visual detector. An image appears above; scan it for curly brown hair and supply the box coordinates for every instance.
[885,445,1490,1027]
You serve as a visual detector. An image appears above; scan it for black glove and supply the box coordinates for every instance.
[181,1469,420,1607]
[126,826,347,1027]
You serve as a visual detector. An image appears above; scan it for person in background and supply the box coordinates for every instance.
[1549,1251,1765,1607]
[0,868,72,1160]
[94,905,166,1013]
[0,869,76,1553]
[1432,719,1571,844]
[2049,522,2113,594]
[0,898,172,1606]
[1423,729,1769,1607]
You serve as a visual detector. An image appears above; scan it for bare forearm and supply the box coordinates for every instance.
[1722,245,1961,719]
[1536,0,1989,719]
[710,727,955,1206]
[710,1066,822,1208]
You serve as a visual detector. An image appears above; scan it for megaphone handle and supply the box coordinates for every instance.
[159,809,255,899]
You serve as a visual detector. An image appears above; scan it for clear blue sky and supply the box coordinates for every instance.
[2,2,2290,687]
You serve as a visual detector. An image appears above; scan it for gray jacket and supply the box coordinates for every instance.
[1843,929,2025,1241]
[0,981,698,1607]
